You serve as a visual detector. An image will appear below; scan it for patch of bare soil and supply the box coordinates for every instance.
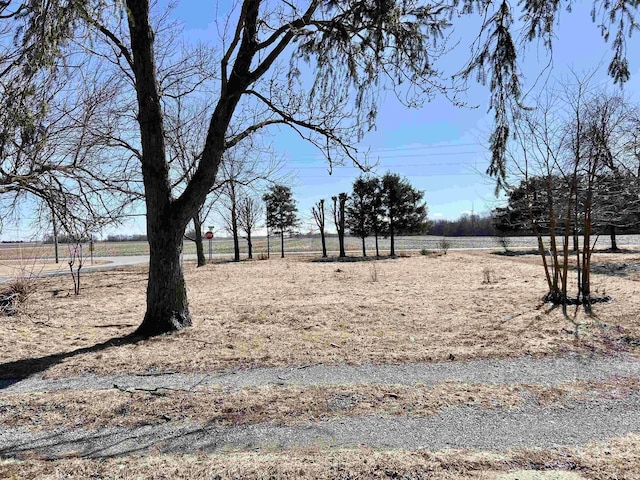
[1,434,639,480]
[1,251,639,378]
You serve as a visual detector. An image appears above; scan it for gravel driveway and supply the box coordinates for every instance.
[1,353,639,460]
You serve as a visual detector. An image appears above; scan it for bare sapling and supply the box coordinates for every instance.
[68,241,84,295]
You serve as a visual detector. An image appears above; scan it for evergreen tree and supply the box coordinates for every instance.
[263,185,299,258]
[381,173,429,256]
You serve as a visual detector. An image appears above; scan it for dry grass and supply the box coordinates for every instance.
[2,251,640,378]
[1,434,639,479]
[0,259,108,277]
[1,376,638,431]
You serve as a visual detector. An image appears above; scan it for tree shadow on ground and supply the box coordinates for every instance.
[495,247,640,257]
[591,262,640,277]
[310,255,402,263]
[0,333,144,388]
[493,249,541,256]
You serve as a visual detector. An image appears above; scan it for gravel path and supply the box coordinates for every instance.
[2,353,639,460]
[2,353,639,393]
[2,395,639,458]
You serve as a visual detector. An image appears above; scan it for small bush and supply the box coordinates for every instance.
[368,262,379,282]
[420,248,432,255]
[438,237,451,255]
[256,252,269,260]
[495,235,511,252]
[0,278,35,316]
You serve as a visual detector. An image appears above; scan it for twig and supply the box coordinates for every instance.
[112,384,201,395]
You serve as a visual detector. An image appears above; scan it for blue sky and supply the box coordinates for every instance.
[2,1,640,240]
[171,0,640,233]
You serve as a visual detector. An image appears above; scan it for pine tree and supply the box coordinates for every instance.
[263,185,299,258]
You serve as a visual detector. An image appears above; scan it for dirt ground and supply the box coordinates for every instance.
[1,250,639,378]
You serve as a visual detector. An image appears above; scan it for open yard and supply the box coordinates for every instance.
[1,250,640,478]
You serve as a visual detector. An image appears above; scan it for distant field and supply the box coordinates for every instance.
[1,234,639,260]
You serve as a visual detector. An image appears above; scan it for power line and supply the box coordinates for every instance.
[364,142,482,152]
[288,144,485,161]
[292,160,486,169]
[297,172,482,179]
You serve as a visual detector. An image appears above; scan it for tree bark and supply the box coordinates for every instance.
[127,0,192,336]
[135,223,191,336]
[231,200,240,262]
[374,232,379,257]
[389,218,396,257]
[280,230,285,258]
[193,214,206,267]
[339,196,346,257]
[246,230,253,259]
[320,228,327,257]
[610,225,619,251]
[361,235,366,257]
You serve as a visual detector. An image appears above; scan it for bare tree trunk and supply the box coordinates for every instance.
[127,0,196,336]
[246,230,253,259]
[320,229,327,257]
[135,223,191,336]
[312,199,328,258]
[231,200,240,262]
[582,180,594,311]
[545,177,563,301]
[193,214,206,267]
[374,232,380,257]
[561,177,577,313]
[361,235,366,257]
[333,194,347,258]
[389,219,396,256]
[280,230,285,258]
[338,232,346,257]
[610,225,619,251]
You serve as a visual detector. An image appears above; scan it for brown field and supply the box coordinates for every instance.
[2,250,640,378]
[2,250,640,479]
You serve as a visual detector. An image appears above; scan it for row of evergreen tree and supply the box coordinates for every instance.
[263,173,429,258]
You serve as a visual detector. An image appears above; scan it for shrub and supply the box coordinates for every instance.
[0,278,35,316]
[368,262,379,282]
[438,237,451,255]
[495,234,511,252]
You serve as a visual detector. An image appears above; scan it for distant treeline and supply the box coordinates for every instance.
[428,213,497,237]
[104,234,148,242]
[42,233,148,243]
